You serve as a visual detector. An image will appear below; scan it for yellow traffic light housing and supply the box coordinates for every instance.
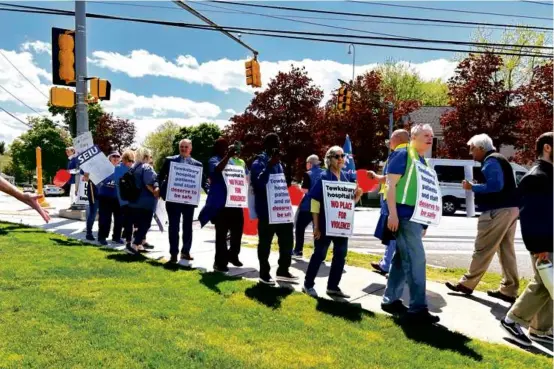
[337,86,352,112]
[90,78,111,101]
[245,59,261,88]
[49,87,75,108]
[52,27,76,86]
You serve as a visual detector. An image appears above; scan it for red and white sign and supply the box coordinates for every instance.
[223,165,248,208]
[322,181,356,237]
[410,161,442,226]
[166,162,203,206]
[266,173,293,224]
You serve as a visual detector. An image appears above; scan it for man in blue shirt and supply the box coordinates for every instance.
[446,133,520,303]
[157,139,203,264]
[293,154,323,259]
[250,133,298,285]
[97,151,123,246]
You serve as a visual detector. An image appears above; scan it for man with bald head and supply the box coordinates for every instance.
[369,129,410,275]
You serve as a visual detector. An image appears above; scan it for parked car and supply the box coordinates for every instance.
[21,185,35,193]
[44,185,65,197]
[428,158,528,216]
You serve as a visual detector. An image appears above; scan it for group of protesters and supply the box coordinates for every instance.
[64,124,552,345]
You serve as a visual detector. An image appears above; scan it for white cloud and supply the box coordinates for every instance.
[225,108,237,115]
[89,49,458,98]
[21,40,52,56]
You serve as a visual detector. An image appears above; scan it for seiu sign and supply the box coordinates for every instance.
[77,146,99,164]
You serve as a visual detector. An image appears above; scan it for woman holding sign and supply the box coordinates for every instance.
[199,138,247,272]
[302,146,363,299]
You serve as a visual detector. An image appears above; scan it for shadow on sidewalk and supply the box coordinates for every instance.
[200,272,241,295]
[316,298,369,322]
[365,283,448,313]
[245,284,293,309]
[393,318,483,361]
[446,292,509,320]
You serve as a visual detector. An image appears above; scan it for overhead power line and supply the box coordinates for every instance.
[0,49,49,99]
[0,84,42,114]
[0,4,551,58]
[206,1,553,31]
[0,105,31,127]
[521,0,553,6]
[350,1,553,21]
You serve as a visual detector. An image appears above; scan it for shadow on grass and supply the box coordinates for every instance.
[245,284,293,309]
[316,298,368,322]
[50,237,87,247]
[393,317,483,361]
[200,272,241,294]
[106,253,148,263]
[504,338,553,358]
[0,223,45,236]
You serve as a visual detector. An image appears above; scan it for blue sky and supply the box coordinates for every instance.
[0,1,552,144]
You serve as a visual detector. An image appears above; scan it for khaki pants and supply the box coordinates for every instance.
[508,253,553,335]
[459,207,519,296]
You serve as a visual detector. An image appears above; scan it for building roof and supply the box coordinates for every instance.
[408,106,455,137]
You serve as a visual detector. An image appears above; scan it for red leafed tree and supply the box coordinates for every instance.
[514,61,553,164]
[439,53,519,159]
[315,71,421,170]
[94,113,137,154]
[225,65,324,180]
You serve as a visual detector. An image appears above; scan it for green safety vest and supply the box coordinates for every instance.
[384,144,428,206]
[379,143,408,195]
[230,157,246,168]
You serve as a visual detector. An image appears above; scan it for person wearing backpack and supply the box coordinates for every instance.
[125,147,159,255]
[157,139,203,264]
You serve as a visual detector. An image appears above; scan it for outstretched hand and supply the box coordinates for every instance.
[22,193,50,223]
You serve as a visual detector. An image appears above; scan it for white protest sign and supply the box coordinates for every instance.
[154,199,168,232]
[73,131,94,154]
[77,145,114,185]
[166,162,203,205]
[410,161,442,226]
[266,173,293,224]
[322,180,356,237]
[75,176,88,206]
[222,165,248,208]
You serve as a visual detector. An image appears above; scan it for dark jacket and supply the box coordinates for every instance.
[474,152,518,212]
[250,152,286,222]
[157,155,204,203]
[518,159,553,254]
[299,166,324,212]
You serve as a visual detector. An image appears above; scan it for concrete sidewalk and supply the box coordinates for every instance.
[1,211,552,357]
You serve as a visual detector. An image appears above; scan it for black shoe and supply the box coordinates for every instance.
[181,252,194,261]
[530,332,553,344]
[500,318,533,347]
[112,239,124,245]
[487,290,516,304]
[125,244,138,255]
[142,242,155,250]
[168,255,178,263]
[445,282,474,295]
[276,271,299,282]
[259,275,276,286]
[371,262,388,275]
[404,310,440,325]
[85,234,95,241]
[292,251,303,260]
[98,239,108,246]
[381,300,408,315]
[228,258,243,267]
[214,264,230,273]
[327,288,350,299]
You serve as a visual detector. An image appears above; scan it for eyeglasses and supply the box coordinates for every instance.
[331,154,346,160]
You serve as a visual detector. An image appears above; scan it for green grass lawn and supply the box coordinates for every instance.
[0,223,549,369]
[243,239,530,295]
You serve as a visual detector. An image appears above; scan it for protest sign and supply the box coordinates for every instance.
[166,162,203,205]
[322,181,356,237]
[73,131,94,154]
[154,199,168,232]
[77,145,114,185]
[75,176,88,206]
[266,173,293,224]
[222,165,248,208]
[410,161,442,226]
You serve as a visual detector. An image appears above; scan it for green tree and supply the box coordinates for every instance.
[173,123,222,170]
[48,101,105,137]
[419,79,449,106]
[8,117,72,183]
[0,141,5,155]
[144,121,181,172]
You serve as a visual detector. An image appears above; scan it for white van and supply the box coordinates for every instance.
[427,158,528,216]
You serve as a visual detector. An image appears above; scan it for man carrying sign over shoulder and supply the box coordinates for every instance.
[199,138,247,272]
[302,146,363,298]
[158,139,203,264]
[251,133,298,285]
[381,124,440,324]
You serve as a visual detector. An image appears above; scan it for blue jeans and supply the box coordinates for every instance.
[166,202,195,257]
[86,201,99,236]
[294,210,313,254]
[379,240,397,272]
[383,219,428,313]
[304,235,348,290]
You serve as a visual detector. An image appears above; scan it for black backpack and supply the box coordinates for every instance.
[119,167,141,202]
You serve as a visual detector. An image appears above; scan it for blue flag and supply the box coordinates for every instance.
[343,134,357,181]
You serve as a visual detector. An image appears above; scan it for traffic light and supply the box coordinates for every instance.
[90,78,111,101]
[52,27,76,86]
[337,86,352,112]
[49,87,75,108]
[245,59,261,88]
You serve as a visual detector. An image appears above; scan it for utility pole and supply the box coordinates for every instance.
[347,43,355,83]
[75,0,89,136]
[388,102,394,154]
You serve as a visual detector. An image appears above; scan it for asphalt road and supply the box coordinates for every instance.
[0,193,534,278]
